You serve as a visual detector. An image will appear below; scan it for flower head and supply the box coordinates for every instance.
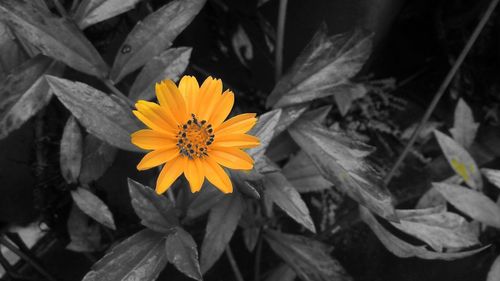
[131,76,259,194]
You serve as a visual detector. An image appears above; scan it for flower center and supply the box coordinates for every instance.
[176,114,214,159]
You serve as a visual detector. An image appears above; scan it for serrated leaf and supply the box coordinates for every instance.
[248,109,282,162]
[79,135,117,184]
[433,182,500,228]
[110,0,206,82]
[289,119,396,220]
[200,192,244,273]
[0,55,53,139]
[450,98,478,148]
[283,150,331,193]
[66,203,101,252]
[165,227,202,281]
[264,172,316,232]
[0,0,108,77]
[46,76,140,152]
[129,47,192,101]
[60,116,83,184]
[74,0,142,29]
[128,178,179,233]
[82,229,167,281]
[433,130,482,190]
[267,27,372,108]
[71,187,115,229]
[481,168,500,189]
[265,230,351,281]
[360,206,489,260]
[487,255,500,281]
[391,207,479,252]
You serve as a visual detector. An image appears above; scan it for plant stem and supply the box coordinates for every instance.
[0,236,58,281]
[52,0,69,18]
[274,0,288,81]
[254,233,263,281]
[101,79,135,108]
[225,246,245,281]
[383,0,500,186]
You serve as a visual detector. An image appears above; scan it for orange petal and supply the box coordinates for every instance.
[197,77,223,121]
[203,157,233,193]
[184,158,204,193]
[209,147,254,170]
[131,129,176,150]
[137,148,179,171]
[212,134,260,149]
[209,90,234,128]
[156,156,187,194]
[178,76,200,114]
[155,80,189,123]
[215,113,257,135]
[135,100,179,130]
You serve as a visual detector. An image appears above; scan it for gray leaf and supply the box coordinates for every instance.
[165,227,202,281]
[66,203,101,252]
[60,116,83,184]
[74,0,142,29]
[71,187,116,229]
[79,135,117,184]
[450,98,478,148]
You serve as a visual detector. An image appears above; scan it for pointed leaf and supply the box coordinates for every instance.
[79,135,118,184]
[128,178,179,233]
[450,98,478,148]
[267,27,372,108]
[433,182,500,228]
[110,0,206,82]
[360,206,489,260]
[283,150,331,193]
[60,116,83,184]
[434,130,482,190]
[273,104,309,137]
[0,0,108,77]
[248,109,282,161]
[75,0,142,29]
[46,76,140,152]
[265,230,351,281]
[71,187,116,229]
[185,183,223,220]
[66,203,101,252]
[243,226,260,252]
[289,119,396,219]
[165,227,202,281]
[481,168,500,190]
[332,83,367,116]
[200,192,244,273]
[82,229,167,281]
[129,47,191,101]
[264,172,316,232]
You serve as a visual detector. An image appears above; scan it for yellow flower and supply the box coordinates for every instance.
[131,76,260,194]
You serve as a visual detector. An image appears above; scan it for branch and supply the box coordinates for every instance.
[274,0,288,81]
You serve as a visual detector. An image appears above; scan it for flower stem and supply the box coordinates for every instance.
[254,233,263,281]
[274,0,288,81]
[383,0,500,186]
[225,245,245,281]
[101,79,135,108]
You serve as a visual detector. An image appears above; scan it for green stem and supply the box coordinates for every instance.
[225,245,245,281]
[274,0,288,81]
[253,233,263,281]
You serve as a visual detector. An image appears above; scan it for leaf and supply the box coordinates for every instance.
[109,0,206,83]
[165,227,202,281]
[74,0,143,29]
[128,179,179,233]
[481,168,500,189]
[66,203,101,252]
[247,109,282,161]
[391,207,479,252]
[360,206,489,260]
[79,135,118,184]
[266,27,372,108]
[264,172,316,232]
[71,187,116,229]
[200,192,244,273]
[289,119,396,220]
[433,182,500,228]
[487,255,500,281]
[0,55,54,139]
[272,104,309,137]
[265,264,296,281]
[265,230,352,281]
[332,83,367,116]
[283,150,331,193]
[243,226,260,252]
[60,116,83,184]
[129,47,192,101]
[46,76,141,152]
[185,183,224,220]
[433,130,482,190]
[0,0,108,77]
[450,98,478,148]
[82,229,167,281]
[231,25,253,67]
